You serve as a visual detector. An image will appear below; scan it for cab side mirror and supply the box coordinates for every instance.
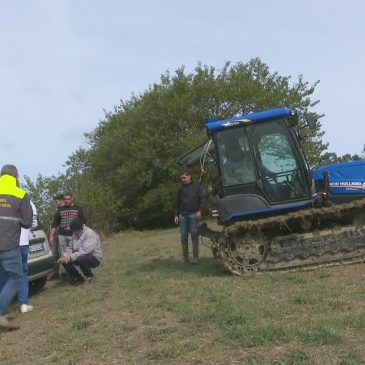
[304,113,317,129]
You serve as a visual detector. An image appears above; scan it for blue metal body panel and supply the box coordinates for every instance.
[206,107,294,133]
[225,201,311,222]
[312,160,365,195]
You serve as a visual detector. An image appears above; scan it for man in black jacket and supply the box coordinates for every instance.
[49,192,87,258]
[174,170,205,264]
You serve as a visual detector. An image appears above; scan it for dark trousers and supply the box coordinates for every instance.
[63,255,100,279]
[51,234,60,273]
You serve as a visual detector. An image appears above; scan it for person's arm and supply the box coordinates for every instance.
[49,227,57,244]
[49,210,60,244]
[174,188,181,224]
[19,194,33,229]
[30,201,38,230]
[196,184,205,220]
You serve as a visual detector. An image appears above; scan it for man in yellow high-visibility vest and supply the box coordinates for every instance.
[0,164,33,330]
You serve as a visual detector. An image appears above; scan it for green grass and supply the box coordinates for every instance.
[1,227,365,364]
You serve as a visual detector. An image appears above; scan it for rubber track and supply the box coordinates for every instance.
[218,199,365,275]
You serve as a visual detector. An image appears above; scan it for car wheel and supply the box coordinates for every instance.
[29,276,47,293]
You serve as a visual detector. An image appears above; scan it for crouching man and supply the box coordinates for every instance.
[57,218,102,285]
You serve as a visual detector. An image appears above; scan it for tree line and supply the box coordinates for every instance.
[24,58,364,234]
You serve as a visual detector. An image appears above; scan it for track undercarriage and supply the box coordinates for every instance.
[200,199,365,275]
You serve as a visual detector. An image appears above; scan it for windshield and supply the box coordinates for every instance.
[251,120,307,202]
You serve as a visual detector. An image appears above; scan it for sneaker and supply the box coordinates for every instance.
[0,315,20,330]
[20,304,34,314]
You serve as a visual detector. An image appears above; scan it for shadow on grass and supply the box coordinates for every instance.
[137,256,230,277]
[41,277,74,293]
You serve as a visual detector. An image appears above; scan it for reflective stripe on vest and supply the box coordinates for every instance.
[0,216,21,222]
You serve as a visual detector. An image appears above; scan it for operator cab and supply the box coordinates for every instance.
[177,108,314,224]
[216,119,308,203]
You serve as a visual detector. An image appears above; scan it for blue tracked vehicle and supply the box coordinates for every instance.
[177,107,365,275]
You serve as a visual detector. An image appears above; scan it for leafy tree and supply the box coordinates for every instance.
[317,151,363,167]
[83,58,324,228]
[28,58,352,232]
[23,174,62,233]
[24,147,119,235]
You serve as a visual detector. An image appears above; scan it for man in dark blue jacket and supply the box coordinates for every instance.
[174,170,205,264]
[0,164,33,330]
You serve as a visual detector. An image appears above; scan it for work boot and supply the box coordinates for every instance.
[191,244,199,265]
[0,315,20,330]
[84,275,94,284]
[69,275,85,286]
[181,244,189,264]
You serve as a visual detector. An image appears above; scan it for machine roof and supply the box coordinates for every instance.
[206,107,294,133]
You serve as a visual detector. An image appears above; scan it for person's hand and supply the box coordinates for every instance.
[174,216,179,225]
[196,211,202,220]
[57,256,71,265]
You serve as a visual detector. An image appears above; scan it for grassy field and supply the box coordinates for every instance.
[1,227,365,365]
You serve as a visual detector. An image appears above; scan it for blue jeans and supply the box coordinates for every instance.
[18,246,30,305]
[0,246,30,305]
[179,213,199,246]
[0,266,6,291]
[0,247,23,315]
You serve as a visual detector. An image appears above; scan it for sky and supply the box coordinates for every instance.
[1,0,364,181]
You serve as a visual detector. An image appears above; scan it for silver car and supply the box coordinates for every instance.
[28,229,55,291]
